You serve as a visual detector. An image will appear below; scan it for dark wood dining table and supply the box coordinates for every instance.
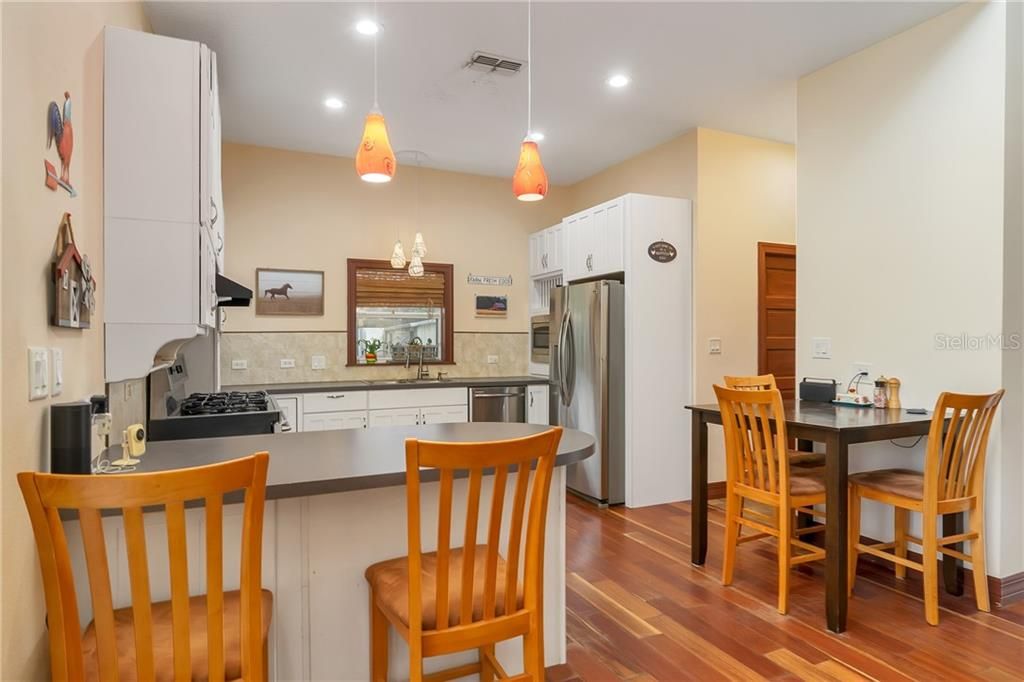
[686,400,956,633]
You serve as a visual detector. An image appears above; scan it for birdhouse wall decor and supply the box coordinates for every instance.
[44,91,76,197]
[52,212,96,329]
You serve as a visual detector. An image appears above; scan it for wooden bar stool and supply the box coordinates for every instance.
[714,385,826,614]
[365,427,563,682]
[724,374,824,469]
[18,453,272,682]
[848,390,1003,625]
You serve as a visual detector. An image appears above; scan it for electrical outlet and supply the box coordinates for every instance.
[311,355,327,370]
[812,337,832,359]
[231,359,248,370]
[708,337,722,355]
[852,362,872,378]
[487,355,499,365]
[51,347,64,396]
[124,380,135,401]
[28,347,49,400]
[280,358,296,369]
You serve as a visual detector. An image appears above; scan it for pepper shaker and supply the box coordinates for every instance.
[886,376,902,409]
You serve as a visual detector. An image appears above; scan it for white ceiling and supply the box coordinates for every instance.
[145,1,956,184]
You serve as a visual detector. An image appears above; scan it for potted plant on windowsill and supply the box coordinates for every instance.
[358,338,384,364]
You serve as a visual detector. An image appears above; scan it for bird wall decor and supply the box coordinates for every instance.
[44,91,76,197]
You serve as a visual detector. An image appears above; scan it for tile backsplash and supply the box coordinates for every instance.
[221,331,530,385]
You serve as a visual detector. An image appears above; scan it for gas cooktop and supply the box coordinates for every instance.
[178,391,271,416]
[150,391,281,442]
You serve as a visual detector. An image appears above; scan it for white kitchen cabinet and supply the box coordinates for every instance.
[420,405,469,425]
[303,391,368,414]
[304,411,367,432]
[528,224,564,278]
[275,396,300,433]
[564,197,626,281]
[527,384,550,425]
[368,408,421,428]
[103,27,222,382]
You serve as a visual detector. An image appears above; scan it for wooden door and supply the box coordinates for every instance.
[758,243,796,398]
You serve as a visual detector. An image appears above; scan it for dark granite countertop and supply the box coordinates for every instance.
[224,376,551,394]
[68,423,592,518]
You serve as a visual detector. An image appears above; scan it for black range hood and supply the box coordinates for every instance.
[216,274,253,307]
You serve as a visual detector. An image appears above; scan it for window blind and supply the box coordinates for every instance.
[354,267,446,308]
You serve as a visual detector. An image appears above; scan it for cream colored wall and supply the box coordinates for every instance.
[796,3,1015,574]
[693,128,796,402]
[1,3,150,679]
[222,143,570,335]
[565,127,796,482]
[219,143,570,381]
[565,129,698,209]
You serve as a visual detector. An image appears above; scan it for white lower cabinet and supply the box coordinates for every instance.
[275,386,471,433]
[527,384,550,425]
[303,411,367,432]
[420,405,469,425]
[368,407,421,427]
[276,396,300,433]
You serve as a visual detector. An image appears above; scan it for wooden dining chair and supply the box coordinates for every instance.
[848,390,1003,625]
[365,427,563,682]
[714,385,827,614]
[723,374,824,469]
[18,453,272,682]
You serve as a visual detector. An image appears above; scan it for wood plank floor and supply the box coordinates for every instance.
[547,495,1024,681]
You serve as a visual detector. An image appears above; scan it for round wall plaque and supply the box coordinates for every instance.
[647,241,677,263]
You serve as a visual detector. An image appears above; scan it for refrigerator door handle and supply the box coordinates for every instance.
[564,313,576,405]
[557,305,571,406]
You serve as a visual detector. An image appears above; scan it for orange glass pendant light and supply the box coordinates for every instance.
[356,6,396,183]
[513,138,548,201]
[513,0,547,201]
[356,109,395,183]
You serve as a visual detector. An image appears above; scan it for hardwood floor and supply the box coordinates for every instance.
[548,495,1024,681]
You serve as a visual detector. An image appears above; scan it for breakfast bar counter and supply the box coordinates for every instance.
[73,423,593,680]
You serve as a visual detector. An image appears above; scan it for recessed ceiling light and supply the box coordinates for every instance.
[355,19,380,35]
[607,74,630,89]
[528,131,545,142]
[324,97,345,110]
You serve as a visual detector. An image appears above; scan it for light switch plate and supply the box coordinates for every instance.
[812,337,832,359]
[51,347,64,396]
[487,355,499,365]
[28,347,49,400]
[280,358,296,369]
[231,359,248,370]
[708,337,722,355]
[311,355,327,370]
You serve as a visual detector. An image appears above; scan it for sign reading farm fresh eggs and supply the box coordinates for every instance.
[647,241,677,263]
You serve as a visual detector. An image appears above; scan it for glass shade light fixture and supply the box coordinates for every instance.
[355,3,396,183]
[512,0,548,201]
[389,239,406,268]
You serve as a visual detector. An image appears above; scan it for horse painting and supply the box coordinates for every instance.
[264,283,293,299]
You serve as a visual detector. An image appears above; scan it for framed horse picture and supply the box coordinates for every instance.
[255,268,324,316]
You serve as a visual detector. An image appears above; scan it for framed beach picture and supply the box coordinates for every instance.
[255,268,324,316]
[474,294,508,318]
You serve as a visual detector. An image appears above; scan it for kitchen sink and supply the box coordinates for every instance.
[362,378,453,385]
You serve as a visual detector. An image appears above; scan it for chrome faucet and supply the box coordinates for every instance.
[406,337,430,380]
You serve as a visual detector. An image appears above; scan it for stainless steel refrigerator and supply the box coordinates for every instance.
[550,280,625,505]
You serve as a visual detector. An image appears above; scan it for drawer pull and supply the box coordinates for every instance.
[326,394,345,399]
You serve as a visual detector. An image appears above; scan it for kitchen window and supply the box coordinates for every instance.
[347,259,454,366]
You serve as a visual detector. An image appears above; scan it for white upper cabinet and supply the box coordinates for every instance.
[528,224,564,278]
[565,196,626,281]
[103,27,222,382]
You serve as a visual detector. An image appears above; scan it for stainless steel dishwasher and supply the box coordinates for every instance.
[470,385,527,423]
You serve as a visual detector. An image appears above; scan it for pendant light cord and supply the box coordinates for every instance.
[527,0,532,136]
[373,0,380,109]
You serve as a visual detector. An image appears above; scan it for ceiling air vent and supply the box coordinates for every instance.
[467,51,523,75]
